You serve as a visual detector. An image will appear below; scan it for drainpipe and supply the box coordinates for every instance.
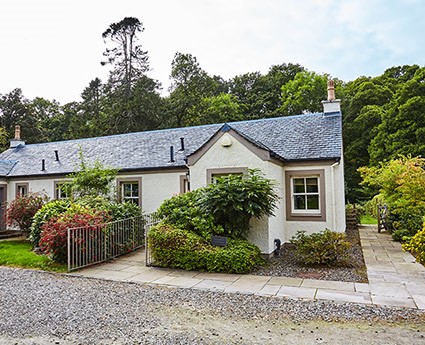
[331,159,340,231]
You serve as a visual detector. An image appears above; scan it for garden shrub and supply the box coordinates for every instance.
[156,190,223,239]
[148,223,211,270]
[290,229,351,266]
[402,220,425,264]
[391,229,412,242]
[198,169,279,238]
[29,199,72,247]
[6,192,48,236]
[76,195,141,220]
[148,223,262,273]
[359,156,425,239]
[39,209,110,263]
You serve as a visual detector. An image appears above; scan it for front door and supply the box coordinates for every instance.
[0,186,6,230]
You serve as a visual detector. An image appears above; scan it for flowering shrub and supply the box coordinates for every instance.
[29,199,72,247]
[403,221,425,264]
[39,210,110,263]
[6,192,48,235]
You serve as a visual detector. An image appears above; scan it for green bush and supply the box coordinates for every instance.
[198,169,279,238]
[290,229,351,266]
[148,223,262,273]
[403,221,425,264]
[156,190,223,239]
[76,195,141,220]
[359,156,425,239]
[29,199,72,247]
[391,229,412,242]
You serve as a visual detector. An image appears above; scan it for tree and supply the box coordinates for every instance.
[166,52,222,127]
[279,71,330,116]
[187,93,245,126]
[369,67,425,165]
[101,17,149,97]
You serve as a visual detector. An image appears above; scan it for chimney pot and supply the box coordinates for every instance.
[14,125,21,140]
[327,79,336,101]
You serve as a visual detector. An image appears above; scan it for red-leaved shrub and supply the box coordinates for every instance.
[39,211,110,263]
[6,192,48,235]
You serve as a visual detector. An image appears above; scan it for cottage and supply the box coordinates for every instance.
[0,81,345,255]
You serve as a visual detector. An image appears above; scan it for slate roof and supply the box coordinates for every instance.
[0,112,342,177]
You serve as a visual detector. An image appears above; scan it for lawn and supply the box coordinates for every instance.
[0,240,66,272]
[360,215,378,225]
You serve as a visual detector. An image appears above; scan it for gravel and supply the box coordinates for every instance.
[1,267,424,344]
[251,227,368,282]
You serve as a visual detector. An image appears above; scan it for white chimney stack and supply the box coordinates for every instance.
[322,79,341,114]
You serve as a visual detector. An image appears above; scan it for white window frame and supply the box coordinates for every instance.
[117,178,142,207]
[291,176,321,214]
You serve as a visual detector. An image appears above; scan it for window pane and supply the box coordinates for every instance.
[132,183,139,196]
[293,178,305,193]
[307,195,319,209]
[294,195,306,210]
[306,178,318,193]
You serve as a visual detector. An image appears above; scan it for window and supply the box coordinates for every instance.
[117,178,141,206]
[206,167,248,184]
[54,181,71,199]
[15,183,29,197]
[285,170,326,221]
[180,175,190,194]
[292,177,320,212]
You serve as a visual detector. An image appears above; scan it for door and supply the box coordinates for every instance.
[0,186,6,230]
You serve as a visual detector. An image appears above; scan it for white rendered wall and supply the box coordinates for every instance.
[189,133,275,254]
[282,162,346,242]
[5,171,185,215]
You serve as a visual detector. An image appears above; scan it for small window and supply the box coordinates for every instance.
[55,181,71,199]
[292,177,320,212]
[285,169,326,221]
[206,167,248,185]
[119,181,140,206]
[180,175,190,194]
[16,183,29,197]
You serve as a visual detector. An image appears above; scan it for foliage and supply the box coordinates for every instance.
[359,156,425,237]
[403,220,425,264]
[105,200,142,220]
[66,152,118,198]
[279,70,333,116]
[290,229,351,266]
[148,223,262,273]
[39,209,110,263]
[156,189,223,239]
[29,199,72,247]
[198,170,279,238]
[6,192,48,235]
[101,17,149,96]
[0,240,66,272]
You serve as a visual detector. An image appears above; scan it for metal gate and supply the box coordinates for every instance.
[67,215,147,272]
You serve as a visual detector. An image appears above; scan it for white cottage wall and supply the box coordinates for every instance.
[283,162,346,241]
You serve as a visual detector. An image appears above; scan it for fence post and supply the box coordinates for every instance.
[67,228,71,273]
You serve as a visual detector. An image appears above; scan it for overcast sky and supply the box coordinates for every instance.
[1,0,424,104]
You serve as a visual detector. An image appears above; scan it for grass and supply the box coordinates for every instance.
[0,240,67,272]
[360,215,378,225]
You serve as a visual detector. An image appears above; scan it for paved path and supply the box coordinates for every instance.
[72,225,425,310]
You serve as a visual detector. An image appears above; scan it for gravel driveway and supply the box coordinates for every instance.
[1,267,424,344]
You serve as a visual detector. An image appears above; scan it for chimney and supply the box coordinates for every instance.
[10,125,26,148]
[322,79,341,114]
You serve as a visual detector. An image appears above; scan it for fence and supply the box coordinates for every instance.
[144,213,161,267]
[67,215,146,272]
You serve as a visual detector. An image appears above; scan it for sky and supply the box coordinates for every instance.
[1,0,424,104]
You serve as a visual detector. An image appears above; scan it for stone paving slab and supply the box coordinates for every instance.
[315,289,372,305]
[224,275,270,294]
[277,285,316,300]
[301,278,355,292]
[193,279,234,292]
[268,276,303,287]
